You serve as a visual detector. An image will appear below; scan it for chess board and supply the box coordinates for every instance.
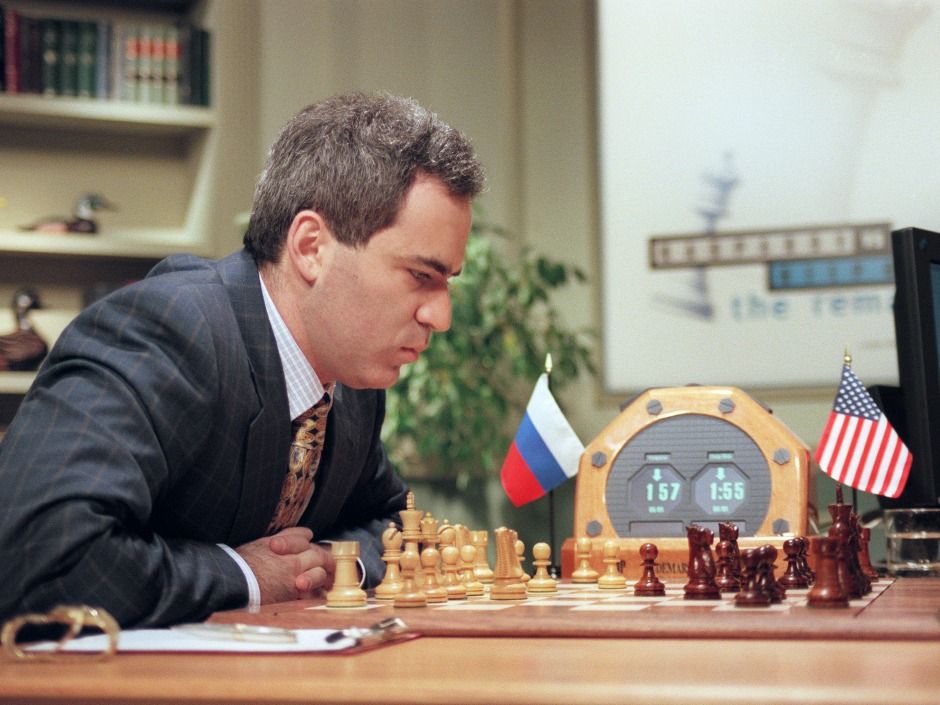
[210,577,940,642]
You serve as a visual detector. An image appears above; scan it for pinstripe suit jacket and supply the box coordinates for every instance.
[0,250,408,627]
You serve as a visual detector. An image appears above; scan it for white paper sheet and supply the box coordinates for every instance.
[28,627,358,654]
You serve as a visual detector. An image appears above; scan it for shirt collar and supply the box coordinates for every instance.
[258,273,330,420]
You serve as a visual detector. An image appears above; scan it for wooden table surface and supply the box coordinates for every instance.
[2,636,939,705]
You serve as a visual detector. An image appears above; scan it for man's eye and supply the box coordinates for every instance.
[411,270,432,282]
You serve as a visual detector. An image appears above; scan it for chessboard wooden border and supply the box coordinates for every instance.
[210,577,940,642]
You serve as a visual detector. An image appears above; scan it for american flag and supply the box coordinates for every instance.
[815,363,912,498]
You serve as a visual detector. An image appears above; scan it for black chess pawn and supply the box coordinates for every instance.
[777,537,810,589]
[633,543,666,597]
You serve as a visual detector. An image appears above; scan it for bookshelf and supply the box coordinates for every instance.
[0,0,257,426]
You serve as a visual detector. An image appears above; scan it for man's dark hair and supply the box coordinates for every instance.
[244,92,486,264]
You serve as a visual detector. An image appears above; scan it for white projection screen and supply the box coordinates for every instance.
[596,0,940,394]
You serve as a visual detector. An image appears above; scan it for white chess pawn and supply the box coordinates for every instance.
[572,536,599,584]
[394,548,427,608]
[420,546,448,604]
[459,544,485,597]
[527,542,558,594]
[441,545,467,600]
[598,539,627,590]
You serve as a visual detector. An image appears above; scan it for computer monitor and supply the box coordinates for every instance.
[883,226,940,508]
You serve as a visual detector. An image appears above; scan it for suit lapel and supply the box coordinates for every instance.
[216,251,292,544]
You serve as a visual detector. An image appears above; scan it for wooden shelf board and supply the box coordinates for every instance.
[0,95,215,136]
[0,229,212,260]
[0,372,35,395]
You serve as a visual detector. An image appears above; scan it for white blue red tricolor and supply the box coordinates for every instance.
[500,373,584,507]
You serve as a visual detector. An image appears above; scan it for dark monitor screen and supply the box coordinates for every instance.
[883,227,940,508]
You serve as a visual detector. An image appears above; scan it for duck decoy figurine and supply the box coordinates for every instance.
[19,193,117,234]
[0,288,49,372]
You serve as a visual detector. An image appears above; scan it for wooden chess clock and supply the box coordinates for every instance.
[562,385,812,580]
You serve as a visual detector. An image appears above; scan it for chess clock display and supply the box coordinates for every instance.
[566,385,812,579]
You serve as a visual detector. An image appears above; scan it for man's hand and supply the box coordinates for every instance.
[235,527,336,603]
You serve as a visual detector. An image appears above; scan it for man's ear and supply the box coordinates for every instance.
[284,210,331,283]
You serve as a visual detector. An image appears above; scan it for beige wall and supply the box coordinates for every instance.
[256,0,520,235]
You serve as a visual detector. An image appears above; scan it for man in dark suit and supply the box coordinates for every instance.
[0,93,485,628]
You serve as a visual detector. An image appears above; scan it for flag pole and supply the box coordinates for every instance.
[842,346,859,511]
[544,352,560,578]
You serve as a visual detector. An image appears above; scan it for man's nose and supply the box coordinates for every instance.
[416,289,452,332]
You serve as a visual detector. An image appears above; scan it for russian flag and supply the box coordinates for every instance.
[500,373,584,507]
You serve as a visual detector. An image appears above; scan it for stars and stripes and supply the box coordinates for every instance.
[815,363,912,498]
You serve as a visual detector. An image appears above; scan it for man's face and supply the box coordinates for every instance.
[305,174,472,389]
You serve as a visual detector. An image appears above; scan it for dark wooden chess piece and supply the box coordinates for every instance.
[849,513,873,593]
[633,543,666,596]
[683,524,720,600]
[756,544,785,603]
[718,521,742,583]
[715,539,740,592]
[0,288,48,372]
[857,527,879,581]
[734,547,771,607]
[796,536,815,584]
[807,536,849,608]
[828,501,864,599]
[777,537,810,589]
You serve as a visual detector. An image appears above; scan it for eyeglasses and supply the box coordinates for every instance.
[1,605,119,661]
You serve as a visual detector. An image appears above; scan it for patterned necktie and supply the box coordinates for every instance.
[267,392,333,534]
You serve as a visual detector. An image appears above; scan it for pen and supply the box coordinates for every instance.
[171,623,297,643]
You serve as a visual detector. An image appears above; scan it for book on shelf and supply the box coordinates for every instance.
[120,22,139,102]
[76,20,96,98]
[58,18,79,97]
[40,17,58,97]
[3,5,19,94]
[1,4,210,107]
[19,15,42,94]
[163,24,179,105]
[0,8,5,92]
[94,21,110,100]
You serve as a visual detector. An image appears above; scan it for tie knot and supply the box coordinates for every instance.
[296,392,332,424]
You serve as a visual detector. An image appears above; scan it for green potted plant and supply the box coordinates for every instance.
[382,215,595,492]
